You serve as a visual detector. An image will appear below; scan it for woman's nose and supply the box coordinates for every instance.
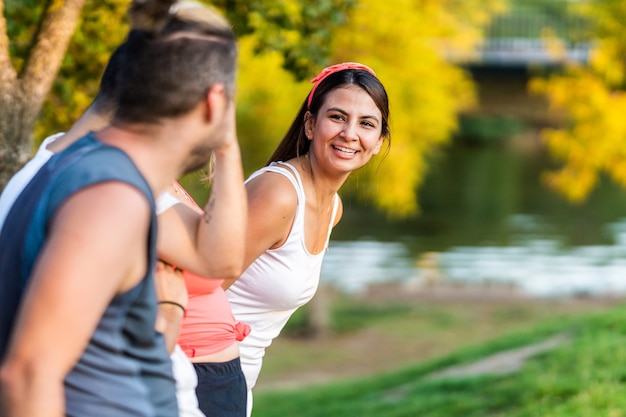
[341,122,358,141]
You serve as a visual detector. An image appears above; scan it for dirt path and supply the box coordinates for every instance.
[425,331,572,380]
[255,285,621,393]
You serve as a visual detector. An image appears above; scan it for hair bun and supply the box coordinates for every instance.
[128,0,177,32]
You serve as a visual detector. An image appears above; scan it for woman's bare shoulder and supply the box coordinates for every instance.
[246,170,298,212]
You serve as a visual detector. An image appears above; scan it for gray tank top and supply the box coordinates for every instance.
[0,134,177,417]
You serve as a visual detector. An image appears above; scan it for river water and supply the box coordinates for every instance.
[321,144,626,298]
[183,141,626,299]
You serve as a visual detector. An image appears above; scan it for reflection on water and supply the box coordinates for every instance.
[321,144,626,298]
[182,142,626,298]
[321,241,414,294]
[322,216,626,297]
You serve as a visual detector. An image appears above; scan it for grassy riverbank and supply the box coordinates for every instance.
[252,287,625,416]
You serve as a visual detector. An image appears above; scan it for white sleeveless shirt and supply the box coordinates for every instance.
[226,161,339,391]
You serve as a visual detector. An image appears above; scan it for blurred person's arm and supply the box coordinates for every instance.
[154,261,187,354]
[157,100,247,281]
[0,184,151,417]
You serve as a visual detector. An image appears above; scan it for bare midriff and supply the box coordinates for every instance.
[189,341,240,363]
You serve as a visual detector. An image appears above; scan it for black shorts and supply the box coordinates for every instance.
[193,357,247,417]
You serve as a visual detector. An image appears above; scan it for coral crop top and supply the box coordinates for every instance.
[156,187,249,358]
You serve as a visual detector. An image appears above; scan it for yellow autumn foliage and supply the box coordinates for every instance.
[235,36,310,172]
[531,0,626,203]
[24,0,505,218]
[329,0,505,217]
[235,0,506,218]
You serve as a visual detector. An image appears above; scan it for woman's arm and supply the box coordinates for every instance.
[153,261,187,354]
[221,172,298,290]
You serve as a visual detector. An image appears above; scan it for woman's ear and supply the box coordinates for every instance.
[372,136,384,155]
[304,111,314,140]
[205,83,227,123]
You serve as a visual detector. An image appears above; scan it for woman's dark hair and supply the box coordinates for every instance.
[268,69,391,164]
[114,0,237,124]
[90,42,128,115]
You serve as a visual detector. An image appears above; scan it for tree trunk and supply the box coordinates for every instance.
[308,284,332,338]
[0,0,85,191]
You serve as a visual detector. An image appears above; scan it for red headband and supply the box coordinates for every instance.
[307,62,377,109]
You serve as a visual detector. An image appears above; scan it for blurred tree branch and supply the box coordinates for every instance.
[0,0,84,190]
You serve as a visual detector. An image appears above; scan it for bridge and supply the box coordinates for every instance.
[447,0,593,68]
[445,1,593,135]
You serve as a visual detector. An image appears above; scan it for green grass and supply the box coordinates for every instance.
[282,300,413,335]
[253,305,626,417]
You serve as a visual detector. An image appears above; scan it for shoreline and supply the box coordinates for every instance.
[255,281,624,392]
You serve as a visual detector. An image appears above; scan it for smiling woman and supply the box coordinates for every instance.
[224,62,391,416]
[307,85,384,177]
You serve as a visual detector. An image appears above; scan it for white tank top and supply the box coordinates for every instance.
[227,161,339,390]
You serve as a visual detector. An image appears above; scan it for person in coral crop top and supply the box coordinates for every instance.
[225,63,391,416]
[157,178,249,417]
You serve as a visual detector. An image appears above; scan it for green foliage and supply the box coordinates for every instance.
[35,1,129,142]
[5,0,44,73]
[5,0,504,217]
[4,1,129,145]
[253,305,626,417]
[213,0,357,80]
[14,0,354,144]
[457,115,527,145]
